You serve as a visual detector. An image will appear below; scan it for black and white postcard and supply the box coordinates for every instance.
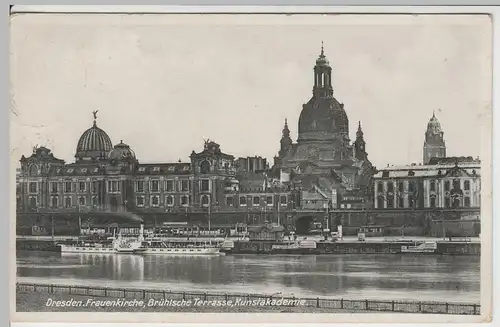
[10,10,493,323]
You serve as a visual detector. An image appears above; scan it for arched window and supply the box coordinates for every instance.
[51,197,58,208]
[387,197,394,208]
[377,196,384,209]
[464,180,470,191]
[464,197,471,207]
[430,180,436,192]
[65,197,72,208]
[201,195,209,207]
[29,165,39,176]
[387,182,394,193]
[430,196,436,208]
[377,182,383,193]
[200,161,211,174]
[29,197,37,208]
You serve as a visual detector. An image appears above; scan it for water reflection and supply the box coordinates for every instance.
[16,251,480,303]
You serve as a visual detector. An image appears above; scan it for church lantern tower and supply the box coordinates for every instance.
[313,42,334,98]
[423,112,446,164]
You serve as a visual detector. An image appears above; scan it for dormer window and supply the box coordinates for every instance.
[138,167,146,172]
[167,166,175,172]
[56,169,61,174]
[153,167,160,172]
[93,167,99,173]
[67,168,74,173]
[81,168,87,173]
[183,166,190,171]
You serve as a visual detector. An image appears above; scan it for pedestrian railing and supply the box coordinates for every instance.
[16,282,480,315]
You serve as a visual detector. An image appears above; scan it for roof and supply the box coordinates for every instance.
[20,146,65,164]
[374,163,480,179]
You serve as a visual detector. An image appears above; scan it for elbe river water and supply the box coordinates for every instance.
[16,251,480,303]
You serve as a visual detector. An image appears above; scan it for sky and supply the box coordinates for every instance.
[10,14,492,169]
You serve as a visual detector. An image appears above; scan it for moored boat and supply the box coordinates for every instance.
[398,241,437,254]
[138,239,221,255]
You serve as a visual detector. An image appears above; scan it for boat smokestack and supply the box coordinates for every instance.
[140,224,144,236]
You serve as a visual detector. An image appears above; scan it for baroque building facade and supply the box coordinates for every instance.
[372,113,481,237]
[270,45,376,230]
[16,48,481,237]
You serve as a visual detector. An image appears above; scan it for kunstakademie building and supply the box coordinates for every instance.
[16,48,481,237]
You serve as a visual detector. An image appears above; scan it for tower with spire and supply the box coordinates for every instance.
[354,121,367,160]
[423,111,446,164]
[279,118,293,158]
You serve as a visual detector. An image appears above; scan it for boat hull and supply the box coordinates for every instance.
[59,245,116,254]
[139,247,220,255]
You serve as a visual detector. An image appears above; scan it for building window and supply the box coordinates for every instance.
[445,197,451,208]
[92,196,99,206]
[150,180,160,193]
[444,181,450,190]
[398,182,404,193]
[50,182,58,193]
[181,196,189,206]
[201,179,210,192]
[65,182,72,193]
[136,196,145,207]
[226,196,233,207]
[377,182,383,193]
[65,197,72,208]
[201,195,209,207]
[387,197,394,209]
[29,197,37,208]
[387,183,394,193]
[266,195,273,206]
[92,181,98,193]
[79,197,85,206]
[453,179,460,190]
[51,197,58,208]
[253,196,260,206]
[166,180,174,192]
[79,181,86,192]
[166,196,174,207]
[430,180,436,192]
[29,182,37,193]
[387,197,394,208]
[239,196,247,206]
[408,182,416,193]
[408,195,414,208]
[151,195,160,207]
[377,196,384,209]
[464,197,471,207]
[430,196,436,208]
[136,181,144,193]
[200,161,211,174]
[108,181,120,192]
[398,196,404,208]
[180,180,189,192]
[280,195,287,205]
[464,180,470,191]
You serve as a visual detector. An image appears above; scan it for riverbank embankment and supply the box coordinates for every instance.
[16,282,480,315]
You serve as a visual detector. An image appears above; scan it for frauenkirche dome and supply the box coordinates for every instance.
[297,44,349,142]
